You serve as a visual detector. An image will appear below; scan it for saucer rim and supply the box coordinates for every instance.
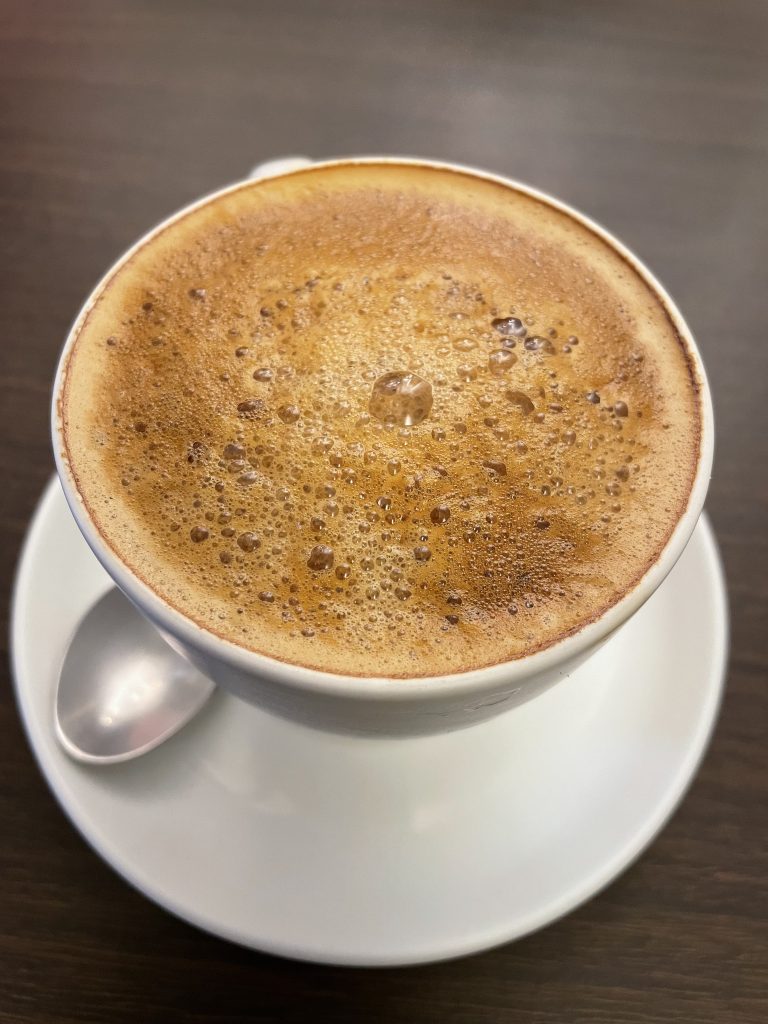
[10,479,729,966]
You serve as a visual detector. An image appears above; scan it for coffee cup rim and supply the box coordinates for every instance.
[52,156,714,701]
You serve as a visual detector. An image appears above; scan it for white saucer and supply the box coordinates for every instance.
[11,479,728,966]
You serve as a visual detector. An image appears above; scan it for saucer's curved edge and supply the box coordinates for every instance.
[378,512,728,967]
[10,480,729,967]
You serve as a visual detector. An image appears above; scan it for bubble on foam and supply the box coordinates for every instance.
[278,404,301,424]
[488,349,517,374]
[237,398,265,417]
[524,335,555,353]
[369,371,433,427]
[492,317,526,338]
[506,391,535,414]
[307,544,334,571]
[190,526,209,542]
[452,337,477,352]
[456,364,478,383]
[237,532,260,551]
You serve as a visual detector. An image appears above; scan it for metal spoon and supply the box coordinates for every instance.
[55,589,215,765]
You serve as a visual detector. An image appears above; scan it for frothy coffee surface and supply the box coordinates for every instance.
[61,163,701,677]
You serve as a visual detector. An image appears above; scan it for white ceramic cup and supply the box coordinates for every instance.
[52,157,714,736]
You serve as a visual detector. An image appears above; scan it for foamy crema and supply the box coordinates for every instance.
[60,163,701,676]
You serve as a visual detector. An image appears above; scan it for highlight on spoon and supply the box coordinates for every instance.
[55,588,215,765]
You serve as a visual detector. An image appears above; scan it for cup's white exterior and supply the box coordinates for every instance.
[52,157,714,736]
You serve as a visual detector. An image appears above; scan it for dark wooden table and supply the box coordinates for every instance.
[1,2,766,1021]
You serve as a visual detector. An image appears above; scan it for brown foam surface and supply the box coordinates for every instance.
[61,163,701,677]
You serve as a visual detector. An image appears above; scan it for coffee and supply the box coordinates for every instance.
[60,162,702,677]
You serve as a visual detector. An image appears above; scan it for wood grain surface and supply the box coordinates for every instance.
[1,2,766,1021]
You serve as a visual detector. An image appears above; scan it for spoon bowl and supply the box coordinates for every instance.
[55,589,215,764]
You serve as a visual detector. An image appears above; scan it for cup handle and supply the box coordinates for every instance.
[248,156,313,180]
